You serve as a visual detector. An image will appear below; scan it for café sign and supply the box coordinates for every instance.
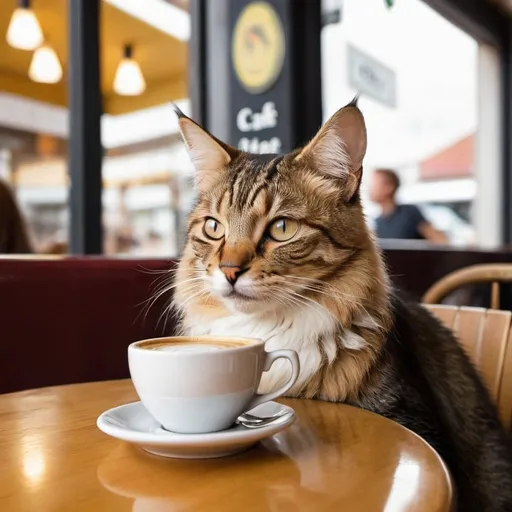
[200,0,321,155]
[230,1,286,154]
[236,101,282,153]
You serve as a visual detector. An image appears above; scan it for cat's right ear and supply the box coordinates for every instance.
[295,98,367,200]
[174,106,238,192]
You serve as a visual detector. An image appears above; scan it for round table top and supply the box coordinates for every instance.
[0,380,453,512]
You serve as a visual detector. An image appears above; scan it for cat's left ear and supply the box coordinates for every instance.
[296,98,367,200]
[174,106,238,192]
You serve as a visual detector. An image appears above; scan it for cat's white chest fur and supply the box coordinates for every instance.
[186,305,343,394]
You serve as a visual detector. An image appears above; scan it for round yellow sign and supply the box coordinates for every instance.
[232,2,285,94]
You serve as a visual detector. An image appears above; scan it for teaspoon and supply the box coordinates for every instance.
[236,409,291,429]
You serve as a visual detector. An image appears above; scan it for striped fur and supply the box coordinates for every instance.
[174,101,390,402]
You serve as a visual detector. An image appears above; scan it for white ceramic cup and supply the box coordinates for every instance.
[128,336,300,434]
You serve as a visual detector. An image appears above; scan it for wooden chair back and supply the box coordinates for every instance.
[425,304,512,430]
[423,264,512,309]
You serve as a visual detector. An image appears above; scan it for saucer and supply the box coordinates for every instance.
[97,400,295,459]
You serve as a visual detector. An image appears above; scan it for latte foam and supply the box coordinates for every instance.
[150,344,225,353]
[136,337,254,352]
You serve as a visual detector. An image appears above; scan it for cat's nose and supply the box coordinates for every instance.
[219,264,248,286]
[219,242,254,285]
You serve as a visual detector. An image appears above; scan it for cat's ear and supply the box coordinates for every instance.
[296,98,366,199]
[174,106,238,192]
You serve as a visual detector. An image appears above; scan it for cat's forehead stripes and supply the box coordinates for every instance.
[225,154,283,213]
[248,156,283,208]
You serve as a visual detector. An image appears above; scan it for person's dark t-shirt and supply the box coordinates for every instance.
[375,204,427,240]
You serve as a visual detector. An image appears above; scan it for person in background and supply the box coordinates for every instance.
[369,168,448,244]
[0,179,33,254]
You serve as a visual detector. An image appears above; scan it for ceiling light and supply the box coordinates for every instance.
[6,0,44,51]
[113,44,146,96]
[29,44,63,84]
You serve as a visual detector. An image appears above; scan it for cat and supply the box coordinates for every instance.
[172,100,512,511]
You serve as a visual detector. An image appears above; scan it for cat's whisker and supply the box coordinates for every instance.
[269,291,293,310]
[298,285,374,323]
[159,299,174,333]
[139,276,204,311]
[174,288,209,314]
[137,284,176,324]
[277,290,305,312]
[162,287,207,333]
[137,265,176,276]
[284,277,372,314]
[283,275,328,286]
[284,275,363,296]
[280,288,342,327]
[162,291,203,329]
[169,282,205,303]
[147,274,174,295]
[282,276,368,310]
[147,268,204,298]
[140,278,205,325]
[284,275,355,294]
[299,285,366,309]
[160,274,205,291]
[280,288,323,313]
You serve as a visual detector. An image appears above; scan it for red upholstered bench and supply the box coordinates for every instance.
[4,248,506,395]
[0,257,176,394]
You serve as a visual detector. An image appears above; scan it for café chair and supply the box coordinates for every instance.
[423,263,512,310]
[424,304,512,431]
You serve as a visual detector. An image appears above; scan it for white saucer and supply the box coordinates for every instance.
[97,401,295,459]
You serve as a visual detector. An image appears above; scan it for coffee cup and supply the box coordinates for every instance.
[128,336,300,434]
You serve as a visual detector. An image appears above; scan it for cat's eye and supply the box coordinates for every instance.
[203,218,225,240]
[269,218,299,242]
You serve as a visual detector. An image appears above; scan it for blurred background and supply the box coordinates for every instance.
[5,0,512,397]
[0,0,509,256]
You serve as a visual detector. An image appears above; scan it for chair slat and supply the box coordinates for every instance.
[453,307,487,361]
[491,282,500,309]
[478,311,511,400]
[498,329,512,430]
[424,304,458,330]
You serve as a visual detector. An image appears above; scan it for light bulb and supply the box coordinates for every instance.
[6,7,44,50]
[113,45,146,96]
[29,45,63,84]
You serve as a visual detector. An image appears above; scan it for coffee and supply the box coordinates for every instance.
[136,337,254,353]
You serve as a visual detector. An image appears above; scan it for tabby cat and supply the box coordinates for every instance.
[173,101,512,511]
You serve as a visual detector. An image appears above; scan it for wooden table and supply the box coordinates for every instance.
[0,380,453,512]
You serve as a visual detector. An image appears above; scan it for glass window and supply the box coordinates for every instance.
[101,103,193,257]
[322,0,480,247]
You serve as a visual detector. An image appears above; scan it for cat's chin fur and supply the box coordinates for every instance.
[181,295,380,397]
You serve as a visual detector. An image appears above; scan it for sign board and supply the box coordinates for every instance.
[230,1,289,153]
[200,0,322,154]
[347,45,397,108]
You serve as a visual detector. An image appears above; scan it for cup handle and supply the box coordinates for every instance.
[247,350,300,410]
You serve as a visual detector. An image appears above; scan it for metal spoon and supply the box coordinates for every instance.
[236,409,292,429]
